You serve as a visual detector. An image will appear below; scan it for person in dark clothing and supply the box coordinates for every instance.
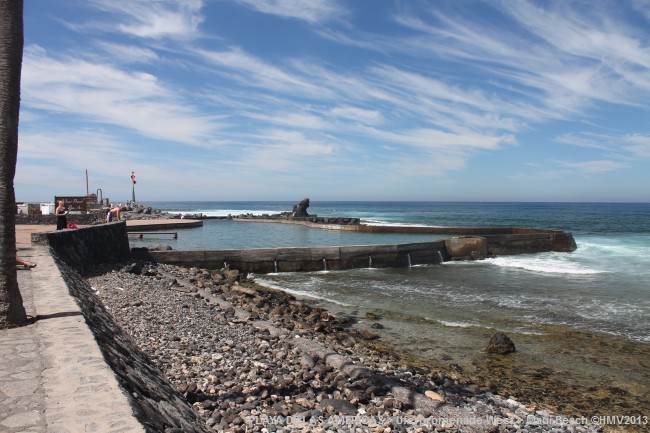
[55,200,68,230]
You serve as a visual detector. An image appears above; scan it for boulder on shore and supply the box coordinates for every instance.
[486,332,516,354]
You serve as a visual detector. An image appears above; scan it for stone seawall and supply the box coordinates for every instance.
[153,220,576,273]
[35,222,212,433]
[132,241,449,273]
[358,225,577,253]
[31,221,131,273]
[129,231,576,273]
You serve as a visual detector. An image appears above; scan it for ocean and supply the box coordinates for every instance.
[136,201,650,415]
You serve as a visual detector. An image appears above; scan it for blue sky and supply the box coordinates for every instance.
[16,0,650,202]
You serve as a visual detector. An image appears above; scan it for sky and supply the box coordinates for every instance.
[16,0,650,203]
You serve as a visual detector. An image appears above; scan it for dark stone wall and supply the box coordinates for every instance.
[16,213,97,225]
[328,223,576,253]
[54,257,211,433]
[32,222,131,273]
[484,233,577,255]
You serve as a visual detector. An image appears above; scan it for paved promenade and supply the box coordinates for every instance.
[1,230,145,432]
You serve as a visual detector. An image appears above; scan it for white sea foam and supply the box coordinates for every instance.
[425,317,549,335]
[578,240,650,261]
[434,319,476,328]
[510,329,548,336]
[362,219,444,228]
[253,277,354,307]
[282,288,354,307]
[574,299,647,319]
[486,256,605,275]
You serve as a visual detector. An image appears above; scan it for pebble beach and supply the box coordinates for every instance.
[85,259,608,433]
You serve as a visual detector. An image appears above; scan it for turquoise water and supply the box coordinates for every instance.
[134,201,650,342]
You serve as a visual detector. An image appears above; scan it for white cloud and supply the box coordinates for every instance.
[370,127,514,152]
[561,160,627,174]
[258,129,335,155]
[19,129,134,173]
[240,129,338,173]
[86,0,205,39]
[96,42,160,64]
[500,0,650,102]
[504,0,650,71]
[196,48,328,98]
[328,106,383,125]
[384,1,650,118]
[622,134,650,158]
[17,128,143,199]
[368,65,529,131]
[21,46,222,146]
[16,126,236,201]
[244,111,330,130]
[557,132,650,159]
[234,0,345,23]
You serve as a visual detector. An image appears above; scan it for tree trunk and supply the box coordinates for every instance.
[0,0,27,328]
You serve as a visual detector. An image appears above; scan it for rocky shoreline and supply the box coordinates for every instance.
[86,261,605,433]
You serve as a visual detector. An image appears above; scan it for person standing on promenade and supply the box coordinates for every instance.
[55,200,68,230]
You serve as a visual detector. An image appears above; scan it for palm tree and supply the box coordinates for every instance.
[0,0,27,328]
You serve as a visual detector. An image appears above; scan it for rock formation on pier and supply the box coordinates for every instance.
[291,198,311,217]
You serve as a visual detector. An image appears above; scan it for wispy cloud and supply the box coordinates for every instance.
[367,127,514,152]
[328,106,384,125]
[85,0,205,39]
[196,47,328,98]
[561,160,627,174]
[95,42,160,64]
[622,134,650,158]
[556,132,616,151]
[19,128,136,173]
[558,132,650,159]
[233,0,346,24]
[22,45,222,146]
[243,111,331,130]
[386,1,650,117]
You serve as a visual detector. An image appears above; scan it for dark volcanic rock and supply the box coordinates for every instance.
[124,263,143,274]
[292,198,311,217]
[486,332,516,354]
